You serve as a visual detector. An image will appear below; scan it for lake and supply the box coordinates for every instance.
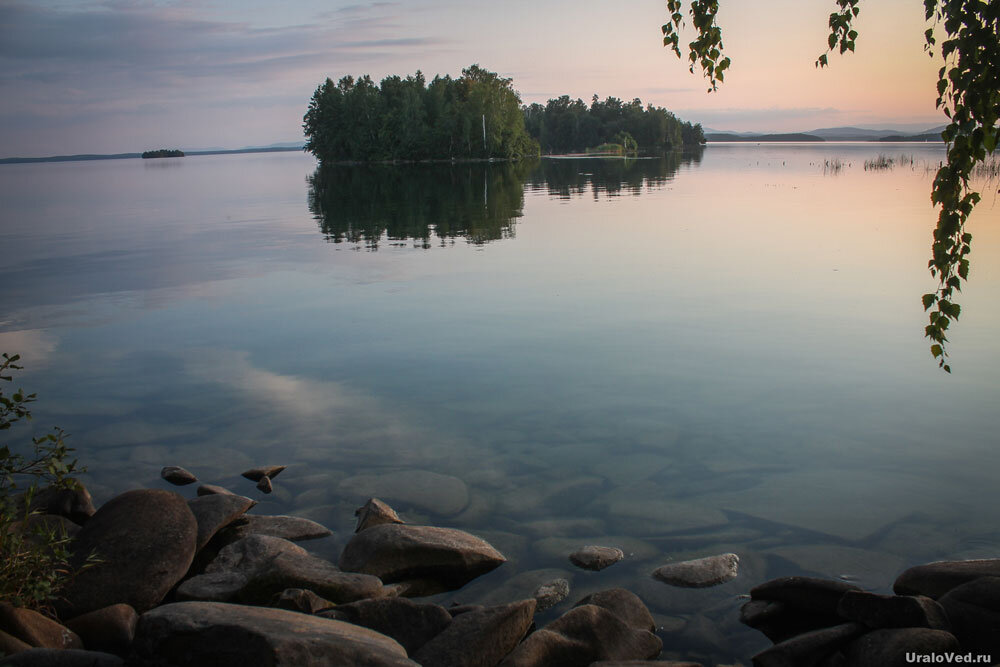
[2,144,999,661]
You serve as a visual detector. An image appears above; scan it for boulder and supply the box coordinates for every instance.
[187,493,256,552]
[269,589,335,614]
[356,498,404,533]
[534,579,570,612]
[568,546,624,572]
[0,630,30,656]
[651,553,739,588]
[751,623,865,667]
[573,589,655,632]
[498,604,661,666]
[413,599,536,667]
[161,466,197,486]
[16,482,95,525]
[835,590,949,630]
[242,465,287,482]
[0,648,124,666]
[339,524,505,591]
[132,601,417,666]
[0,604,81,649]
[320,597,453,655]
[844,628,960,667]
[938,575,1000,653]
[177,533,306,601]
[217,514,333,543]
[739,599,842,643]
[338,470,469,516]
[750,576,861,615]
[894,559,1000,599]
[57,490,197,617]
[64,604,137,657]
[241,550,383,604]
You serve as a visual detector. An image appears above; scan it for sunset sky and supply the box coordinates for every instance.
[0,0,946,157]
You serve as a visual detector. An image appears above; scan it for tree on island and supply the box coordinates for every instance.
[660,0,998,371]
[141,149,184,159]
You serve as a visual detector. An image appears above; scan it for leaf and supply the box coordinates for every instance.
[922,293,936,310]
[931,344,943,358]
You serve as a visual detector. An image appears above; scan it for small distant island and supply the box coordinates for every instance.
[142,149,184,159]
[303,64,704,165]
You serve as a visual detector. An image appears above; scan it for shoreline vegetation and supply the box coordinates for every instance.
[302,64,705,166]
[140,149,184,159]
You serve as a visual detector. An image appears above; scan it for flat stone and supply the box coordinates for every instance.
[652,553,739,588]
[241,550,384,604]
[197,484,236,496]
[160,466,197,486]
[338,470,469,516]
[536,536,659,562]
[574,588,655,632]
[177,534,307,601]
[320,597,452,655]
[938,575,1000,653]
[894,559,1000,598]
[0,604,81,649]
[356,498,404,532]
[64,604,137,657]
[499,604,662,666]
[751,576,862,616]
[836,590,949,630]
[413,599,536,667]
[534,579,570,611]
[187,493,256,552]
[569,545,624,571]
[132,601,417,666]
[0,648,124,666]
[752,623,866,667]
[217,514,333,542]
[844,628,960,667]
[339,524,505,591]
[269,589,335,614]
[242,465,287,482]
[57,489,198,617]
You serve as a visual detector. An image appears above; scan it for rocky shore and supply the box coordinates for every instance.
[2,466,999,666]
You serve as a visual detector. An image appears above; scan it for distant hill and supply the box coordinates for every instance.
[706,132,824,142]
[0,143,306,165]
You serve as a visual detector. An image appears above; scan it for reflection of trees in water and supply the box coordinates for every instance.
[307,162,531,249]
[307,149,703,249]
[526,149,703,200]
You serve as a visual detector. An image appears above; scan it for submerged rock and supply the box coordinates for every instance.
[569,546,624,572]
[338,470,469,516]
[339,524,505,592]
[160,466,197,486]
[651,553,739,588]
[58,489,198,617]
[534,579,571,612]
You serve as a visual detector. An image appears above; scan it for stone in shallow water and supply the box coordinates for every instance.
[241,465,287,482]
[355,497,404,532]
[569,545,625,571]
[894,558,1000,599]
[57,489,197,617]
[338,470,469,516]
[160,466,197,486]
[132,601,416,666]
[651,553,739,588]
[751,576,861,616]
[534,579,570,611]
[536,536,659,562]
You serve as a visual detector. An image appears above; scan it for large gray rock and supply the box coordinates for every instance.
[751,576,861,615]
[338,470,469,516]
[339,524,505,591]
[938,575,1000,653]
[835,590,949,630]
[217,514,333,543]
[188,493,256,552]
[651,553,739,588]
[0,603,81,649]
[752,623,865,667]
[568,546,623,572]
[320,597,453,655]
[0,648,124,666]
[844,628,960,667]
[132,601,417,666]
[573,589,655,632]
[64,604,137,657]
[499,604,662,666]
[57,489,198,616]
[177,533,306,601]
[413,599,536,667]
[241,550,384,604]
[894,559,1000,599]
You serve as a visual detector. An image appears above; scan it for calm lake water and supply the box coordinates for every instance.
[2,144,999,661]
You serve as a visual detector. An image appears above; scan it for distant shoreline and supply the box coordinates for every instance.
[0,145,305,166]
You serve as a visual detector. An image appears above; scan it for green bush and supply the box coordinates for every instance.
[0,352,91,612]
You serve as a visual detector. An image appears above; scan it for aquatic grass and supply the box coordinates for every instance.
[864,153,916,172]
[823,158,844,174]
[973,155,999,179]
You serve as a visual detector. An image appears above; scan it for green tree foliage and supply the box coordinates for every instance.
[523,95,704,154]
[303,65,540,163]
[1,353,91,612]
[662,0,998,371]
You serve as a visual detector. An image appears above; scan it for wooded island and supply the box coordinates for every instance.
[303,65,704,164]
